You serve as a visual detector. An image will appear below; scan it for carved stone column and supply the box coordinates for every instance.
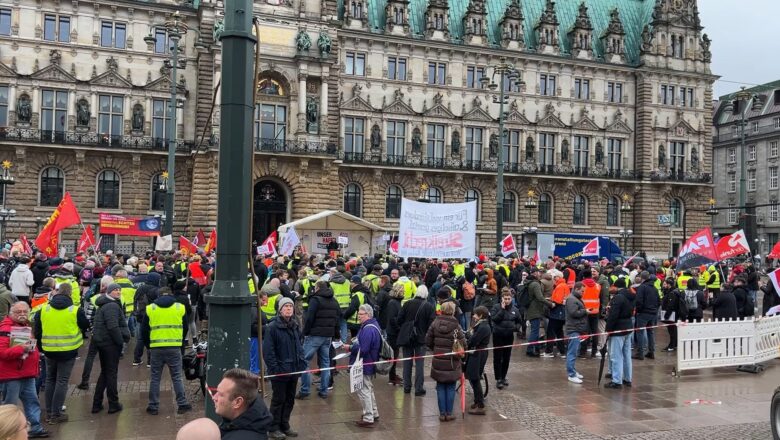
[297,72,307,133]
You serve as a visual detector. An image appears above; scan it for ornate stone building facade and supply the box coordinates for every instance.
[0,0,716,258]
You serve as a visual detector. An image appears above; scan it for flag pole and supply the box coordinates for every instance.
[78,221,100,258]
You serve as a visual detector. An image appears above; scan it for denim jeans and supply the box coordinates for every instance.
[402,344,425,393]
[566,332,581,377]
[2,378,45,434]
[339,319,349,343]
[148,347,188,410]
[635,313,656,355]
[45,357,75,417]
[436,382,456,416]
[133,329,150,365]
[609,333,633,384]
[299,335,332,396]
[526,318,541,355]
[249,337,260,374]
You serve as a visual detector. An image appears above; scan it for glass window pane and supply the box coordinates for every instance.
[44,15,56,40]
[59,17,70,42]
[100,96,110,112]
[111,115,122,136]
[42,91,53,108]
[112,97,123,113]
[115,23,126,48]
[276,106,286,122]
[101,22,112,46]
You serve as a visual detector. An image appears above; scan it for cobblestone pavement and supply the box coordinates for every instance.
[34,331,780,439]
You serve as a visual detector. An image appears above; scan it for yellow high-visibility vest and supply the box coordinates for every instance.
[54,276,81,306]
[330,281,351,309]
[261,294,280,319]
[40,305,82,352]
[147,302,185,348]
[346,292,366,325]
[116,279,135,316]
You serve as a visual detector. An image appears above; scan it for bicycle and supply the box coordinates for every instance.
[183,330,208,396]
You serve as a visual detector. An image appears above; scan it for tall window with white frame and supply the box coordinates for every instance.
[152,99,171,146]
[770,167,778,190]
[254,104,287,147]
[0,8,10,36]
[40,89,67,141]
[465,189,480,221]
[466,66,485,89]
[538,193,552,224]
[539,74,556,96]
[747,169,756,192]
[573,194,587,225]
[345,52,365,76]
[154,27,169,54]
[771,203,780,223]
[728,204,738,225]
[505,130,521,169]
[775,117,780,129]
[503,192,516,223]
[0,85,7,126]
[574,78,590,100]
[388,56,407,81]
[43,14,70,42]
[465,127,483,168]
[607,138,622,174]
[771,141,779,158]
[572,136,589,171]
[428,62,446,85]
[538,133,555,169]
[97,170,120,209]
[728,172,736,193]
[608,82,622,103]
[343,183,362,217]
[728,147,736,163]
[343,117,365,161]
[669,142,685,178]
[100,21,126,48]
[386,121,406,162]
[98,95,124,144]
[607,196,620,227]
[385,185,402,219]
[747,144,756,161]
[670,198,683,227]
[426,124,445,165]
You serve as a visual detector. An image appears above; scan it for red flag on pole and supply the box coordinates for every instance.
[204,228,217,253]
[582,238,600,257]
[768,241,780,259]
[256,232,277,256]
[715,229,751,261]
[179,236,198,255]
[34,192,82,257]
[77,225,96,253]
[19,234,33,255]
[193,229,207,247]
[500,234,516,257]
[677,227,718,271]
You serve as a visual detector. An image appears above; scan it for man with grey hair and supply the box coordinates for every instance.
[347,304,382,428]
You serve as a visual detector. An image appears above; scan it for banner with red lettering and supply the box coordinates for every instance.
[500,234,516,257]
[715,229,751,261]
[397,198,477,259]
[98,214,161,237]
[677,227,718,271]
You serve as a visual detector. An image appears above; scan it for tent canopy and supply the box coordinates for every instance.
[277,210,384,234]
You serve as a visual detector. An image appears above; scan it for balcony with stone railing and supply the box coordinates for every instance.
[0,126,192,152]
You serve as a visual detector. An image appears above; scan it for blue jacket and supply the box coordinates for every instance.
[349,317,381,376]
[262,316,305,381]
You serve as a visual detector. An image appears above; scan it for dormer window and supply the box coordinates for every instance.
[350,1,364,19]
[434,13,444,29]
[393,7,404,24]
[671,34,684,58]
[510,24,520,40]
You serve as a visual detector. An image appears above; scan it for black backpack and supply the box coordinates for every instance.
[515,282,532,310]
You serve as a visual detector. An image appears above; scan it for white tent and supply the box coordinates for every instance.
[277,210,386,256]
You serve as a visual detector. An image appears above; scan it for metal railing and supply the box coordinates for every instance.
[254,138,337,156]
[0,126,190,152]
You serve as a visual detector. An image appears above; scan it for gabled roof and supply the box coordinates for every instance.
[277,210,385,233]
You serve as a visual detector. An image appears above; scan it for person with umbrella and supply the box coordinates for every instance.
[603,277,635,389]
[564,282,587,384]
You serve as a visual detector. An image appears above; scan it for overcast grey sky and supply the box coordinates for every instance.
[698,1,780,98]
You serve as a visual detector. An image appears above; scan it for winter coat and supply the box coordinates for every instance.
[384,297,403,346]
[712,288,739,321]
[605,289,635,336]
[140,295,188,349]
[425,314,465,384]
[219,397,273,440]
[762,283,780,316]
[398,297,435,347]
[32,293,89,360]
[564,293,588,334]
[683,289,707,320]
[526,278,554,320]
[0,286,16,321]
[31,260,50,292]
[349,317,382,376]
[8,264,34,297]
[303,286,341,338]
[263,316,305,381]
[464,319,490,381]
[375,284,394,329]
[92,295,131,348]
[635,277,660,316]
[540,274,554,298]
[733,286,754,318]
[490,302,520,338]
[0,316,40,381]
[661,289,688,322]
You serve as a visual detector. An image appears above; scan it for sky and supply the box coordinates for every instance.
[698,0,780,98]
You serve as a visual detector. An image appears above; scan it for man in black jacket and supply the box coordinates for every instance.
[604,279,635,389]
[298,281,340,400]
[398,285,435,396]
[633,271,660,360]
[214,368,273,440]
[91,283,131,414]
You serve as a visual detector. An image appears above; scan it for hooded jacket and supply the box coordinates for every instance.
[564,291,589,334]
[349,317,382,376]
[31,259,50,292]
[263,315,305,380]
[425,314,464,383]
[525,275,553,320]
[635,276,661,315]
[0,315,40,381]
[303,285,341,338]
[219,397,273,440]
[8,263,34,297]
[92,294,131,348]
[32,293,89,360]
[490,301,521,338]
[605,288,635,336]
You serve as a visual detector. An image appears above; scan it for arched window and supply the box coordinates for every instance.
[607,196,620,227]
[257,78,285,96]
[343,183,362,217]
[97,170,121,209]
[538,193,552,224]
[427,186,443,203]
[385,185,403,219]
[573,194,587,225]
[39,167,64,207]
[151,173,166,211]
[670,198,683,227]
[503,191,517,223]
[465,189,480,220]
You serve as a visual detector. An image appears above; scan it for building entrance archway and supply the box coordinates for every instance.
[253,179,289,245]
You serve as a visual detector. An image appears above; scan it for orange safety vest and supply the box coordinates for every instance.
[566,268,576,289]
[582,283,601,315]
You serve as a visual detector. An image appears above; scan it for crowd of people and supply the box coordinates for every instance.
[0,241,774,440]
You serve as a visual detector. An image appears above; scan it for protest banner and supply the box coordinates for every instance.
[397,199,477,259]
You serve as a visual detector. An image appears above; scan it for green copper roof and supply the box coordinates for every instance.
[339,0,657,65]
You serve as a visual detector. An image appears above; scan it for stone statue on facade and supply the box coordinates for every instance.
[640,24,654,53]
[49,49,61,66]
[594,141,604,165]
[691,146,699,171]
[451,130,461,155]
[76,99,90,127]
[701,33,712,63]
[213,20,224,41]
[296,30,312,53]
[489,133,499,158]
[658,144,666,169]
[16,95,32,123]
[560,139,570,163]
[525,136,535,161]
[131,104,145,132]
[306,97,318,133]
[411,127,422,153]
[370,124,381,150]
[317,32,331,56]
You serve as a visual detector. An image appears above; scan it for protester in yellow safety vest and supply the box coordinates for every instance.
[345,275,370,335]
[698,265,710,290]
[676,271,692,290]
[114,270,136,318]
[452,262,466,279]
[53,262,82,307]
[140,288,191,415]
[328,270,351,343]
[395,274,416,305]
[33,281,89,423]
[174,260,188,282]
[706,266,721,296]
[294,269,319,311]
[260,281,283,320]
[361,265,383,296]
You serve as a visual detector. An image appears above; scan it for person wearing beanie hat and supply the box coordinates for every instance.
[397,282,435,396]
[263,289,305,439]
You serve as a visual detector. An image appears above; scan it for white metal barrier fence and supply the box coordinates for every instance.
[676,315,780,374]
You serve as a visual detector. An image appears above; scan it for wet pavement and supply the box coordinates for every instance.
[39,328,777,439]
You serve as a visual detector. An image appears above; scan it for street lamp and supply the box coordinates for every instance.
[145,11,188,237]
[481,58,525,255]
[524,189,538,210]
[705,198,719,216]
[0,161,16,245]
[619,228,633,254]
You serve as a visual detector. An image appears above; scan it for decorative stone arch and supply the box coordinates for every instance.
[253,176,293,243]
[256,69,295,99]
[37,165,67,207]
[94,168,123,209]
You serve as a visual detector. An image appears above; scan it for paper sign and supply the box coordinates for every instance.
[337,236,349,245]
[397,198,477,259]
[350,352,363,393]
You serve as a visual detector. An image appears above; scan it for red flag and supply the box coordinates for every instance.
[582,238,599,257]
[500,234,516,257]
[179,236,198,255]
[768,241,780,259]
[34,192,82,257]
[77,225,96,253]
[19,234,33,255]
[715,229,751,261]
[768,268,780,298]
[204,228,217,253]
[389,236,399,254]
[677,227,718,271]
[256,232,277,256]
[193,229,207,247]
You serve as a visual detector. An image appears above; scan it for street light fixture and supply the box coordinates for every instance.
[144,11,188,237]
[524,189,538,210]
[620,194,632,213]
[705,198,719,216]
[619,228,633,253]
[481,58,525,255]
[0,208,17,244]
